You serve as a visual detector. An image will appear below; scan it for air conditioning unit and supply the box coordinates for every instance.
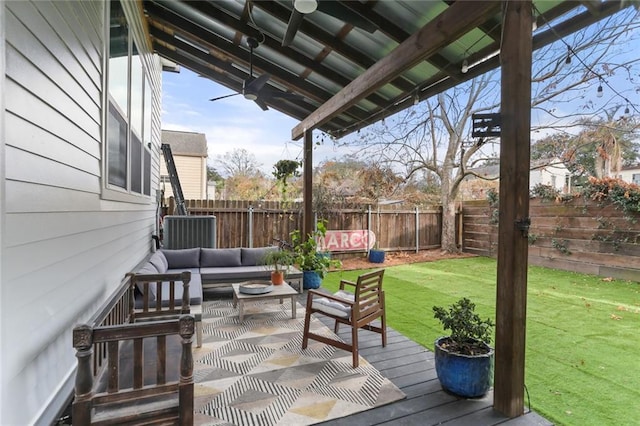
[163,216,216,249]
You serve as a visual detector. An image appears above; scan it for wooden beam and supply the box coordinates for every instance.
[291,1,501,140]
[494,0,532,418]
[303,130,314,239]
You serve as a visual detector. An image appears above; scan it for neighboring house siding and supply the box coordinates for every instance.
[1,2,162,425]
[618,167,640,184]
[160,154,207,200]
[531,164,568,192]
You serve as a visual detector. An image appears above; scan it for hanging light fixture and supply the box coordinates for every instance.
[294,0,318,14]
[565,46,571,64]
[625,105,630,114]
[461,59,469,74]
[596,83,603,98]
[413,94,420,105]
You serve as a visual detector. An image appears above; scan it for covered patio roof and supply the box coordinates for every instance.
[140,0,636,419]
[143,0,629,139]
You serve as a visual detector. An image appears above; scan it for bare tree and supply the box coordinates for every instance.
[346,9,640,253]
[216,148,263,178]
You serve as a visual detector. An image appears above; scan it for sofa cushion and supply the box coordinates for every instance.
[200,248,242,267]
[311,290,354,319]
[241,247,278,266]
[200,265,272,282]
[148,251,168,273]
[161,248,201,269]
[135,263,159,300]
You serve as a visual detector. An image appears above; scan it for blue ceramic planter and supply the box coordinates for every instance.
[303,271,322,289]
[368,249,385,263]
[434,337,494,398]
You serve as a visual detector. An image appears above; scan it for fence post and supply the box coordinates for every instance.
[248,204,253,248]
[415,205,419,253]
[367,205,372,254]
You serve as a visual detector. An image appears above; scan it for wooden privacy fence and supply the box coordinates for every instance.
[166,199,442,255]
[463,198,640,281]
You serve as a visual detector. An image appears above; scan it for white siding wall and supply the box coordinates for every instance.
[0,2,5,422]
[1,1,162,424]
[531,164,568,192]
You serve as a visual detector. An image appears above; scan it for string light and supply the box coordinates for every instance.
[461,59,469,74]
[534,3,640,115]
[413,94,420,105]
[565,46,571,64]
[625,105,630,114]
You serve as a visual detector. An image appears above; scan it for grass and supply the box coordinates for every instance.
[322,257,640,426]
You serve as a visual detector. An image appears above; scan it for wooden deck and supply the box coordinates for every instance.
[314,308,553,426]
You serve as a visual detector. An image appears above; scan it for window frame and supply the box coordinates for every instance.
[101,0,153,203]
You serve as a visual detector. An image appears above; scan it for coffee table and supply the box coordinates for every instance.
[232,281,298,322]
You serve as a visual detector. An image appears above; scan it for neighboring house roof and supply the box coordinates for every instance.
[621,164,640,171]
[161,130,208,157]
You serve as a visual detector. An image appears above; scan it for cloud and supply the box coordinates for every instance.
[161,67,356,174]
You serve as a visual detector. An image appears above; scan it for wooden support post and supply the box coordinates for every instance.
[495,0,532,418]
[303,130,314,237]
[179,315,195,425]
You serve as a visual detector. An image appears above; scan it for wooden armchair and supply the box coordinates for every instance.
[72,315,195,425]
[302,269,386,367]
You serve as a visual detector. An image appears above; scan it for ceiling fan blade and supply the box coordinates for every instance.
[282,9,304,47]
[317,1,378,33]
[245,73,271,93]
[254,98,269,111]
[209,93,240,102]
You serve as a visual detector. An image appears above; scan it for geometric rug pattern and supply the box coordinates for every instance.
[193,299,405,425]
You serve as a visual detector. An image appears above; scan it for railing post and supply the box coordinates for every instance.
[178,315,195,425]
[72,324,94,425]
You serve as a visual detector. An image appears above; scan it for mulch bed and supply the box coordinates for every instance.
[337,249,476,271]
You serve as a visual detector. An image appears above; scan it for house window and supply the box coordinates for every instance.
[105,0,152,198]
[633,174,640,185]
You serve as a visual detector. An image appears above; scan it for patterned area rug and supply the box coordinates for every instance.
[193,299,405,425]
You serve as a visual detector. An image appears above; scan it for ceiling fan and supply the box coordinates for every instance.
[282,0,378,47]
[209,37,302,111]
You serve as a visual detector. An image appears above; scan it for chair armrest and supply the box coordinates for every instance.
[339,279,357,290]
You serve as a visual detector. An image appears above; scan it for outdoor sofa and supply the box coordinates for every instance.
[133,247,303,310]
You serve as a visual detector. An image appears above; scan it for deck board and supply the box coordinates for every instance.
[314,310,552,426]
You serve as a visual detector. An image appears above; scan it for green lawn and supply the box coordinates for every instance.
[322,257,640,426]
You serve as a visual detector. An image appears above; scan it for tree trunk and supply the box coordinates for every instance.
[440,174,460,253]
[441,197,459,253]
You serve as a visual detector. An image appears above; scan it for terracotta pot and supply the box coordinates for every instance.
[271,270,285,285]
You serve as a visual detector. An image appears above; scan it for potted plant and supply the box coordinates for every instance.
[291,220,341,289]
[261,248,294,285]
[368,243,385,263]
[432,297,495,398]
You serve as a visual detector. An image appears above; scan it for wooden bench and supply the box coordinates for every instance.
[70,271,199,424]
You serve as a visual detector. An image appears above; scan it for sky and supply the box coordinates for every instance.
[161,68,358,176]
